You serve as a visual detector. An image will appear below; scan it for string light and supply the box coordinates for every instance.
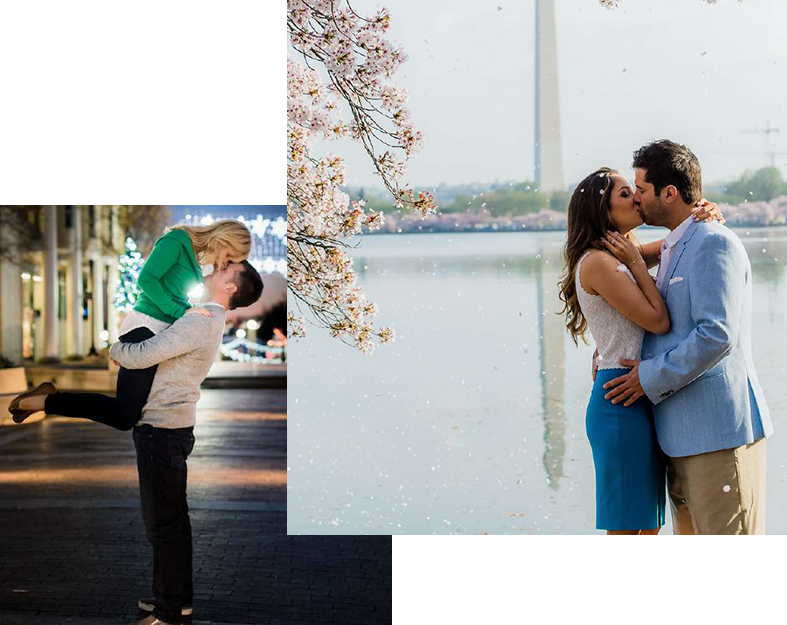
[219,338,285,364]
[178,211,286,277]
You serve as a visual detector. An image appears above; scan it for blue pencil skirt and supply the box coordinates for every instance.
[586,368,666,531]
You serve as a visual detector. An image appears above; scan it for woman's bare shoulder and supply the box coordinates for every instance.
[582,249,618,273]
[580,249,622,294]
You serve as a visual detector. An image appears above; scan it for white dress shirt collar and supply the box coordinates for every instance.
[664,208,701,250]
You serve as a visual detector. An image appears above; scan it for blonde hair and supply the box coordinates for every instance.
[169,219,251,267]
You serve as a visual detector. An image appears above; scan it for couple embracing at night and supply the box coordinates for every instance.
[9,219,264,624]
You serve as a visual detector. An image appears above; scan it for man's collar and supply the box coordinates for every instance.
[200,301,228,311]
[665,208,700,248]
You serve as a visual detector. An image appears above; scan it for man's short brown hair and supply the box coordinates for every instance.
[229,261,264,310]
[632,139,702,205]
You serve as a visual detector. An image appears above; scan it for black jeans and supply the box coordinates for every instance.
[44,326,158,430]
[133,423,195,624]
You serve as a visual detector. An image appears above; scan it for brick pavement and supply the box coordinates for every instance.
[0,389,392,624]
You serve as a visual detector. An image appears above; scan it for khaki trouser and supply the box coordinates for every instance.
[667,437,767,535]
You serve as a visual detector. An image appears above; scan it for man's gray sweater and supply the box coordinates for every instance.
[109,302,227,428]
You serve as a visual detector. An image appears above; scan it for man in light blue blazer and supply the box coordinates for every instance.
[602,140,773,534]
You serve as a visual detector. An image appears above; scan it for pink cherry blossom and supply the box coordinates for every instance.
[288,1,436,353]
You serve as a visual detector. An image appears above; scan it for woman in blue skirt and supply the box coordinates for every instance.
[557,167,722,534]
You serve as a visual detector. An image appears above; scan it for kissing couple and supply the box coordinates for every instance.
[9,219,265,624]
[559,140,773,535]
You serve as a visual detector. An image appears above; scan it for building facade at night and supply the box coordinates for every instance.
[0,205,287,367]
[0,206,125,364]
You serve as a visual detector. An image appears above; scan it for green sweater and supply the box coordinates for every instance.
[134,229,204,324]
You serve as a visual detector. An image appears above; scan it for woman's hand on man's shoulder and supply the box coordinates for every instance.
[184,307,213,318]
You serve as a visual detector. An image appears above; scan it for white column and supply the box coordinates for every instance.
[43,205,59,362]
[107,259,119,343]
[534,0,564,193]
[92,252,105,352]
[69,207,84,358]
[0,219,23,364]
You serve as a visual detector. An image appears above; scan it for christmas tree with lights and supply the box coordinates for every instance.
[114,237,144,312]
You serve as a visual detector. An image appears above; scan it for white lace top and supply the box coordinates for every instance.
[575,250,644,371]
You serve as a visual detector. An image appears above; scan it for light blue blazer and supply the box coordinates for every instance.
[638,219,773,458]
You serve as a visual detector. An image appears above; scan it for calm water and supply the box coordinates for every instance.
[288,226,787,534]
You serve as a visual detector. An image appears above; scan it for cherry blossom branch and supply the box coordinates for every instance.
[287,0,434,352]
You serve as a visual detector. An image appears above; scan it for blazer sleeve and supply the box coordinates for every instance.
[109,314,211,369]
[639,233,747,405]
[137,236,190,319]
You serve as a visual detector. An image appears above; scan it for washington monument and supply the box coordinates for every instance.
[534,0,564,193]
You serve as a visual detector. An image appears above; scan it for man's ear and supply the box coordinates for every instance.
[663,185,679,204]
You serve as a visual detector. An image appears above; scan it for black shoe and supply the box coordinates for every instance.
[138,598,193,616]
[10,382,56,423]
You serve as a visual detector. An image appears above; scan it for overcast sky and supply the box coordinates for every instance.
[302,0,787,192]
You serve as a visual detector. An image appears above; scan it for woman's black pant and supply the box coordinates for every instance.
[44,326,158,431]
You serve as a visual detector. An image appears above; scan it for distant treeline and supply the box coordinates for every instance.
[347,166,787,217]
[704,167,787,205]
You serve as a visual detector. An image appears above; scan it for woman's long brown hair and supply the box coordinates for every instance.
[557,167,619,346]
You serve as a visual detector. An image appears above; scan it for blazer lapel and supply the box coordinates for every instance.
[661,219,701,296]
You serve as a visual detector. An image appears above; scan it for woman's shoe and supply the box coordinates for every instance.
[9,382,56,423]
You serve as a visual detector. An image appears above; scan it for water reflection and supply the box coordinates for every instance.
[535,244,566,490]
[289,226,787,534]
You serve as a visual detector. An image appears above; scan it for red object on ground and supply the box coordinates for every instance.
[609,534,639,545]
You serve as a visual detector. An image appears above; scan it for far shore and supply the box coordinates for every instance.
[357,222,787,236]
